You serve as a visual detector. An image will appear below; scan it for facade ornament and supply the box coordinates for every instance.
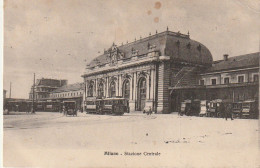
[110,76,117,82]
[108,43,125,65]
[148,43,156,51]
[122,73,132,79]
[131,47,139,56]
[138,71,148,78]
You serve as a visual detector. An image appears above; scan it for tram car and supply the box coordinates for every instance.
[241,99,259,119]
[180,100,191,116]
[207,99,222,117]
[5,100,30,112]
[232,101,243,118]
[102,98,128,115]
[188,99,201,116]
[36,101,45,111]
[86,97,129,115]
[86,97,101,114]
[199,100,208,117]
[45,101,60,112]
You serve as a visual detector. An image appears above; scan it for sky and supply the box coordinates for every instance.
[3,0,260,98]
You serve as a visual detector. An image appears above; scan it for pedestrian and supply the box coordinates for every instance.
[225,103,233,120]
[219,103,225,118]
[147,106,152,115]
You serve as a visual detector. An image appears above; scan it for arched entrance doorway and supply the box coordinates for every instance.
[137,77,146,111]
[109,81,116,97]
[122,79,130,99]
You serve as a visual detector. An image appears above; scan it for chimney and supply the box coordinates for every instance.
[223,54,229,61]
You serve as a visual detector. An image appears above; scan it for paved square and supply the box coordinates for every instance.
[3,112,259,167]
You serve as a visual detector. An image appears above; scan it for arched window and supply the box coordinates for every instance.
[123,79,130,99]
[97,82,104,98]
[88,82,94,97]
[109,81,116,97]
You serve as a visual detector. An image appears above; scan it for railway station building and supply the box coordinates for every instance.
[82,29,259,114]
[82,30,213,113]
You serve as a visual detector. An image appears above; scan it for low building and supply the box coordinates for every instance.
[29,78,67,100]
[48,83,84,110]
[169,52,259,112]
[5,98,30,112]
[28,77,84,112]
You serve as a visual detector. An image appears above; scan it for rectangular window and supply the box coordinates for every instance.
[253,74,258,82]
[200,80,204,86]
[238,76,244,83]
[224,77,229,84]
[211,79,216,85]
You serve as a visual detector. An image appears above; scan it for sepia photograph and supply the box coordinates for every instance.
[2,0,260,167]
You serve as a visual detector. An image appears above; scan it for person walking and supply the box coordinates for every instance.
[225,103,233,120]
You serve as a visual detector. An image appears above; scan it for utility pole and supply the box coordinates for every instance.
[32,73,36,114]
[9,82,12,98]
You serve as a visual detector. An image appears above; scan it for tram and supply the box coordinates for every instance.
[241,99,259,119]
[86,97,129,115]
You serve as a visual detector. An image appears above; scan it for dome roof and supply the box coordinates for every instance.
[88,31,213,68]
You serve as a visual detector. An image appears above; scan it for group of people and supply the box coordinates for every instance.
[143,106,153,115]
[219,103,234,120]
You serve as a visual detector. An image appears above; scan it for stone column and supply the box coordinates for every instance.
[85,79,88,98]
[146,73,150,100]
[145,70,153,111]
[150,69,154,100]
[119,74,122,97]
[116,75,119,97]
[129,76,133,100]
[83,80,87,111]
[129,72,136,112]
[106,77,109,97]
[95,79,98,97]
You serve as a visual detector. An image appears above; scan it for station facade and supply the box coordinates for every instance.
[82,30,214,113]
